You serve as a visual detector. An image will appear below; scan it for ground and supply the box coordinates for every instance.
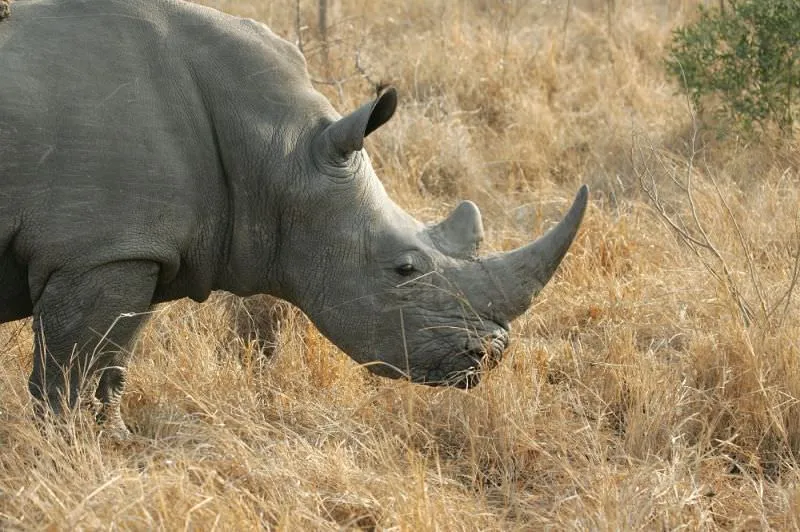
[1,0,799,529]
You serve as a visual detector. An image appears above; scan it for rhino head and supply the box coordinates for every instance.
[275,88,587,388]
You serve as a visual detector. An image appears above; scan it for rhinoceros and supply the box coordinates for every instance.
[0,0,587,436]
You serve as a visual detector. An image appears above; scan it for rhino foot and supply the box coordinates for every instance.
[0,1,10,20]
[96,403,132,441]
[99,423,133,442]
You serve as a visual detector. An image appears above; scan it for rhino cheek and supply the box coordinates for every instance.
[313,300,412,376]
[309,284,507,386]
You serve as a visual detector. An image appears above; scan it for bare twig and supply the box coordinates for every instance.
[498,0,529,82]
[634,61,759,326]
[768,217,800,328]
[633,58,800,329]
[562,0,573,50]
[318,0,329,76]
[706,166,769,325]
[355,47,385,95]
[294,0,304,54]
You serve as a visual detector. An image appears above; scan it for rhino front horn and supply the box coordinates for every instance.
[482,185,588,321]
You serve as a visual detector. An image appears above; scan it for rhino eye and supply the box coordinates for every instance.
[395,263,416,277]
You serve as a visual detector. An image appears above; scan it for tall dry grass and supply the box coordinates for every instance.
[2,0,800,529]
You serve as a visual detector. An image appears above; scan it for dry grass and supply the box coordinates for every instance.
[3,0,800,529]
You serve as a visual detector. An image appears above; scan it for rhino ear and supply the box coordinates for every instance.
[429,201,485,259]
[325,88,397,157]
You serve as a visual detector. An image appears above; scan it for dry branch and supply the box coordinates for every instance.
[635,94,799,331]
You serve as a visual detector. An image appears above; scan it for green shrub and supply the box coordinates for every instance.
[666,0,800,134]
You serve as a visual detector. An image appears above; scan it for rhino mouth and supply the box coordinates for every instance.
[420,326,509,389]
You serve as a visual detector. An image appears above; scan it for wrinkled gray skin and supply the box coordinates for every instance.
[0,0,587,436]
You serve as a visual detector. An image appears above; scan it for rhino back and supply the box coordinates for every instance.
[0,0,321,308]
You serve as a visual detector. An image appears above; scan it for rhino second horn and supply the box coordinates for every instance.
[429,200,485,258]
[482,185,588,321]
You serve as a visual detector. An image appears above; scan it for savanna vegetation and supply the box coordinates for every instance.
[2,0,800,528]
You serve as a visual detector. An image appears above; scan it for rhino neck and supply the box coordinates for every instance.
[172,6,333,300]
[209,131,295,299]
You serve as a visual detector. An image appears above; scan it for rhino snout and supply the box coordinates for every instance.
[420,326,509,389]
[467,327,509,369]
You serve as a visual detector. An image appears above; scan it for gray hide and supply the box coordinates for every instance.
[0,0,587,435]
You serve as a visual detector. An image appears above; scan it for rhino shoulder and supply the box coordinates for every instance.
[168,1,310,92]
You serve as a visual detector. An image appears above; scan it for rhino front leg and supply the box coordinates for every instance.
[28,260,159,436]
